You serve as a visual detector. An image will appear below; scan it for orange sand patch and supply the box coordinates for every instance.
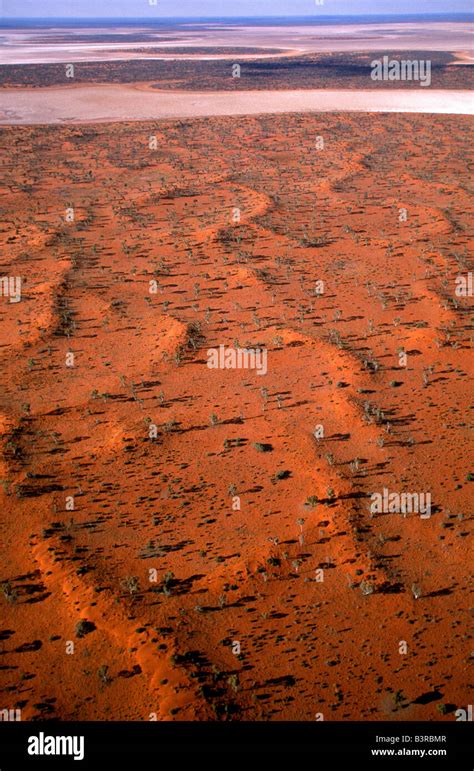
[0,112,471,722]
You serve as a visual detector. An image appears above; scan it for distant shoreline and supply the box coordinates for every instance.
[2,14,474,27]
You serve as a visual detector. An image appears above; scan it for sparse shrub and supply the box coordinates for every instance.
[1,581,17,604]
[253,442,273,452]
[98,665,112,685]
[392,690,406,706]
[411,583,422,600]
[121,576,140,596]
[359,580,375,596]
[75,620,96,638]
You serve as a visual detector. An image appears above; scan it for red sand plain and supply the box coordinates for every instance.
[0,112,472,721]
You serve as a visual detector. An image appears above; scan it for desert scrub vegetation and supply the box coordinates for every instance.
[184,320,204,351]
[75,620,96,638]
[1,580,18,604]
[98,664,113,686]
[253,442,273,452]
[120,576,140,596]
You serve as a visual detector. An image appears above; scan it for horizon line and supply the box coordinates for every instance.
[2,12,474,20]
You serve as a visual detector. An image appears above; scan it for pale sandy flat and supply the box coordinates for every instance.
[1,22,472,64]
[0,85,472,124]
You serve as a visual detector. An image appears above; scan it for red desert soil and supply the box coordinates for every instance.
[0,113,472,721]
